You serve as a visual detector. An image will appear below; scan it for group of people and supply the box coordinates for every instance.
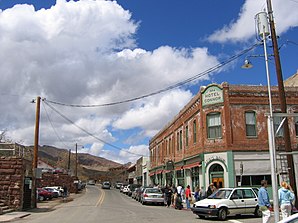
[161,184,193,209]
[258,180,296,223]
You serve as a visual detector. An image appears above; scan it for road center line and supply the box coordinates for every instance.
[95,188,105,207]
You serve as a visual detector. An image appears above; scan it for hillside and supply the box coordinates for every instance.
[28,145,129,181]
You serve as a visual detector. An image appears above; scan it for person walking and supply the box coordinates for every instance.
[258,180,271,223]
[206,183,215,197]
[194,186,200,202]
[185,185,192,209]
[278,181,295,219]
[164,185,173,208]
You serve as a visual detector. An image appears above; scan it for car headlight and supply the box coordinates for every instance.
[208,205,217,209]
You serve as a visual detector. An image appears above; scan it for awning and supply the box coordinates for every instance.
[175,166,183,171]
[163,170,171,174]
[183,162,201,169]
[156,170,163,175]
[149,172,155,177]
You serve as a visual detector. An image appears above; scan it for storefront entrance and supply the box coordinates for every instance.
[209,164,224,189]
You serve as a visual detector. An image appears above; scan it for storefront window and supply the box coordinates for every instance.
[236,175,271,186]
[245,111,257,137]
[207,113,222,139]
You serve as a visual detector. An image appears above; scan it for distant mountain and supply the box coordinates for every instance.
[28,145,129,182]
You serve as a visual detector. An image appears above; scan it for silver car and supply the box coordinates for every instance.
[140,188,164,205]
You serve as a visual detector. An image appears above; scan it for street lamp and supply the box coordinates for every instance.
[241,12,279,222]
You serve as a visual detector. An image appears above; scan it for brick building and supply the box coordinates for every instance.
[149,81,298,195]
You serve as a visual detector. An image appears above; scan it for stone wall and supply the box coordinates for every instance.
[37,173,76,193]
[0,157,24,210]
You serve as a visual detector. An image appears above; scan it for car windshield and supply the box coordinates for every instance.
[146,188,161,194]
[208,189,232,199]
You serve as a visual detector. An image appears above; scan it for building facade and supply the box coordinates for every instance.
[149,82,298,194]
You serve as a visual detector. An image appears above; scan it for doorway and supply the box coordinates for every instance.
[209,163,224,189]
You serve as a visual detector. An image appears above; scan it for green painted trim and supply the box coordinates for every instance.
[202,155,206,189]
[227,151,235,187]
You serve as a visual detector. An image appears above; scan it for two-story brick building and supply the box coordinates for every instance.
[149,81,298,194]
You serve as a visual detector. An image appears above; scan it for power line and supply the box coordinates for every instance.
[43,100,146,157]
[42,102,71,148]
[44,42,261,108]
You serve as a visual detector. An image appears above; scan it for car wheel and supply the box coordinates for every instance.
[218,208,228,221]
[254,206,262,218]
[198,215,205,219]
[39,196,45,201]
[141,200,146,205]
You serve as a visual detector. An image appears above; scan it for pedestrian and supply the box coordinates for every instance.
[181,185,185,202]
[62,184,68,201]
[278,181,295,219]
[200,186,206,199]
[194,186,200,202]
[185,185,192,209]
[206,183,214,197]
[165,185,173,208]
[176,184,182,195]
[258,180,271,223]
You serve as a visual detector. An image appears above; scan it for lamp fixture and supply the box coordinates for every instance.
[241,59,253,69]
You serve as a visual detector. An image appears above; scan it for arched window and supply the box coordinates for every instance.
[209,163,224,172]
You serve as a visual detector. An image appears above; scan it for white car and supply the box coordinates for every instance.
[122,185,130,194]
[278,213,298,223]
[191,187,262,220]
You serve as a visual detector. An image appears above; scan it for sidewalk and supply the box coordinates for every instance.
[0,192,83,222]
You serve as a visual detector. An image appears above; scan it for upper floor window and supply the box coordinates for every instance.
[185,125,189,147]
[193,120,197,144]
[295,115,298,137]
[179,130,183,150]
[207,112,222,139]
[245,111,257,137]
[273,116,284,137]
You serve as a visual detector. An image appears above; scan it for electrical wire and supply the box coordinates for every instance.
[43,100,146,157]
[44,42,261,108]
[42,101,71,149]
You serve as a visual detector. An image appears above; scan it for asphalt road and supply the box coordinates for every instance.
[16,185,274,223]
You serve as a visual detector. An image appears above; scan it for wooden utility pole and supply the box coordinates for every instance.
[266,0,296,198]
[32,96,41,208]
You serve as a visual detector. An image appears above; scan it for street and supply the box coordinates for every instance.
[15,185,271,223]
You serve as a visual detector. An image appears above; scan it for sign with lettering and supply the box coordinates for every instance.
[202,85,223,106]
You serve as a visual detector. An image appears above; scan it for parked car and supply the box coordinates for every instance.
[102,181,111,189]
[127,184,141,197]
[131,187,140,199]
[37,188,53,201]
[122,185,130,195]
[140,187,164,205]
[115,183,123,189]
[136,186,150,202]
[191,187,262,220]
[43,187,60,198]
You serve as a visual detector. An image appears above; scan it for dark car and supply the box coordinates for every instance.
[127,184,141,197]
[37,188,53,201]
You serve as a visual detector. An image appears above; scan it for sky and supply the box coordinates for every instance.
[0,0,297,164]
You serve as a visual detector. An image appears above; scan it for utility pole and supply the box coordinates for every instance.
[32,96,41,208]
[75,143,78,179]
[68,149,71,171]
[266,0,296,200]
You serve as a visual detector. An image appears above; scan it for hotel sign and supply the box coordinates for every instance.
[202,85,223,106]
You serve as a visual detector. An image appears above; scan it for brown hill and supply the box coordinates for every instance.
[28,145,129,182]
